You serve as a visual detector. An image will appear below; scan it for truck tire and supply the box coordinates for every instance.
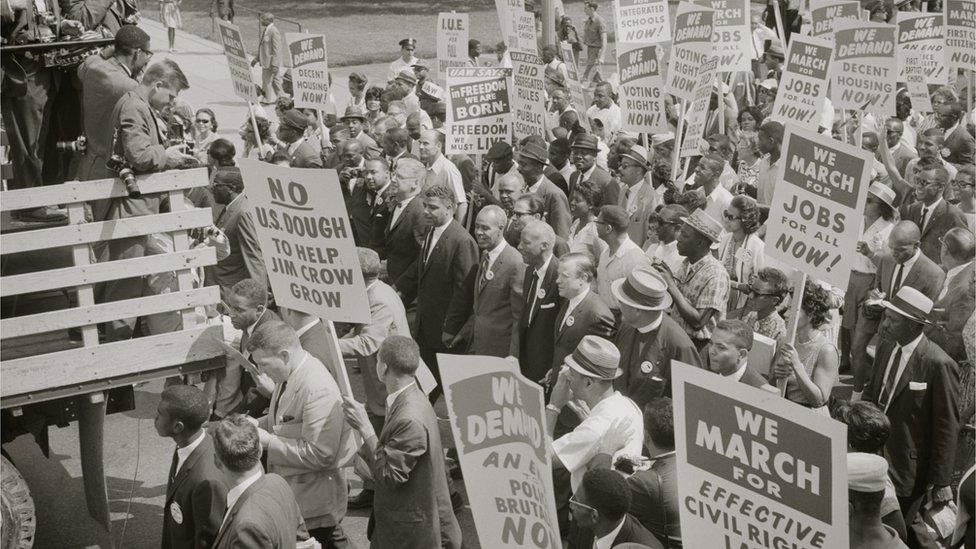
[0,455,34,549]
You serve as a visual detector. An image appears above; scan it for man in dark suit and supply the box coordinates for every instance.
[926,227,975,363]
[552,253,615,372]
[277,109,322,168]
[357,157,395,254]
[864,286,960,525]
[568,134,617,206]
[900,163,968,261]
[570,468,663,549]
[516,220,563,384]
[505,193,571,257]
[211,414,307,548]
[937,101,975,170]
[342,336,462,549]
[706,320,777,391]
[208,168,267,299]
[385,157,429,290]
[613,268,702,409]
[221,278,280,418]
[156,385,226,549]
[396,184,479,402]
[457,205,525,357]
[517,142,572,239]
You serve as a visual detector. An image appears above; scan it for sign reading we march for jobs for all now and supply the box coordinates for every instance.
[217,20,258,102]
[286,33,331,111]
[770,34,832,131]
[239,159,369,323]
[693,0,752,71]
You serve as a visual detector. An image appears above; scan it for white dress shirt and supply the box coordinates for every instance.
[890,249,921,297]
[175,430,206,474]
[389,193,418,227]
[425,219,452,262]
[594,519,627,549]
[728,360,749,382]
[222,469,263,527]
[560,287,590,329]
[918,197,944,233]
[484,238,507,270]
[939,261,973,301]
[386,381,416,409]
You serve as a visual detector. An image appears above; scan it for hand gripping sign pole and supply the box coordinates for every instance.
[777,271,808,396]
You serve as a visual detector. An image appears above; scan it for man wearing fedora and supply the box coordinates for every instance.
[568,134,616,206]
[616,144,659,249]
[654,210,730,350]
[864,286,960,527]
[277,109,322,169]
[517,142,572,239]
[392,68,424,117]
[612,268,702,410]
[340,106,380,158]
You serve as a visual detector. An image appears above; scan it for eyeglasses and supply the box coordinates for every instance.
[141,48,154,58]
[952,180,975,188]
[749,288,780,298]
[568,494,595,513]
[513,210,534,217]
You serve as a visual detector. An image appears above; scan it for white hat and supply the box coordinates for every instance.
[880,286,933,325]
[847,452,888,493]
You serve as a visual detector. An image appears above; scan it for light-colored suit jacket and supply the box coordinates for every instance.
[617,180,659,248]
[460,243,525,357]
[926,264,975,363]
[77,55,138,185]
[530,176,573,239]
[209,194,267,296]
[258,22,283,69]
[259,354,356,530]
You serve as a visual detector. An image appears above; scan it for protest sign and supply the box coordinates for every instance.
[694,0,751,71]
[770,34,832,131]
[438,13,469,81]
[441,354,560,549]
[513,10,538,55]
[666,2,714,102]
[831,19,897,117]
[904,50,935,113]
[496,0,525,47]
[614,0,671,45]
[680,56,718,158]
[239,159,369,323]
[285,33,331,111]
[559,41,591,130]
[897,12,948,85]
[217,20,258,102]
[808,1,860,42]
[672,362,849,549]
[617,44,669,134]
[510,51,547,140]
[765,126,872,289]
[446,67,513,155]
[945,0,976,73]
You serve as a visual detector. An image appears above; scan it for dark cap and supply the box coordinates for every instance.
[280,109,310,132]
[550,137,571,155]
[411,60,429,70]
[571,134,600,152]
[399,38,417,48]
[485,141,513,161]
[115,24,150,50]
[518,143,549,165]
[340,105,367,122]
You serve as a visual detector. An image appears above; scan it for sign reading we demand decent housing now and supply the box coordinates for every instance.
[286,33,331,111]
[673,364,849,549]
[239,159,369,323]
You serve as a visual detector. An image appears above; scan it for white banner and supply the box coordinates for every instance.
[614,0,671,45]
[286,33,331,111]
[831,19,897,117]
[771,35,833,131]
[694,0,752,71]
[897,12,949,85]
[945,0,976,72]
[446,67,513,155]
[617,43,669,134]
[438,13,469,82]
[510,51,547,141]
[680,56,718,158]
[666,2,714,102]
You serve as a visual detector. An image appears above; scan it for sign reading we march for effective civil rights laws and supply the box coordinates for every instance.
[509,51,547,141]
[441,354,561,549]
[666,2,715,102]
[680,56,718,158]
[217,20,258,102]
[896,12,948,85]
[770,35,832,131]
[693,0,752,72]
[446,67,513,155]
[766,126,873,289]
[614,0,671,45]
[945,0,976,72]
[239,159,369,323]
[831,19,897,117]
[438,13,469,81]
[672,363,849,549]
[286,33,331,111]
[617,44,669,134]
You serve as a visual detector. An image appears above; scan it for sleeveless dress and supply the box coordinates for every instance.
[785,330,837,415]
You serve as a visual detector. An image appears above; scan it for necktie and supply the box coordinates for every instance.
[272,381,288,421]
[422,228,434,264]
[478,251,490,290]
[168,449,179,484]
[920,206,930,233]
[526,271,540,325]
[891,263,904,297]
[878,345,903,409]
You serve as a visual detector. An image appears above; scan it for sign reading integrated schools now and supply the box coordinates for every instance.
[446,67,513,155]
[217,20,258,102]
[672,363,848,549]
[240,159,369,323]
[286,33,331,111]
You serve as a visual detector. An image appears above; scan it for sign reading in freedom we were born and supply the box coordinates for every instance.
[666,2,714,102]
[945,0,975,73]
[831,19,896,116]
[672,363,849,549]
[693,0,751,71]
[438,13,469,81]
[217,20,258,102]
[617,44,668,134]
[446,67,513,155]
[897,12,948,85]
[510,51,547,141]
[614,0,671,45]
[239,159,369,323]
[441,354,561,549]
[771,35,832,131]
[286,33,330,111]
[766,126,873,289]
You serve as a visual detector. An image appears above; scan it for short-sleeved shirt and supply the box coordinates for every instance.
[582,14,606,48]
[597,237,653,311]
[552,391,644,492]
[673,254,730,341]
[756,155,782,206]
[743,310,786,341]
[425,154,468,205]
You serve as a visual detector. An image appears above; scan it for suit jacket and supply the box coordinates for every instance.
[503,221,571,257]
[628,454,680,549]
[370,384,462,549]
[368,188,395,256]
[107,87,169,220]
[297,321,344,394]
[864,336,960,498]
[615,315,702,410]
[569,164,615,206]
[258,23,283,69]
[386,195,429,287]
[517,256,563,383]
[76,55,138,187]
[618,180,660,249]
[925,265,975,363]
[258,354,356,529]
[286,138,323,169]
[739,365,774,390]
[459,243,526,357]
[212,473,305,549]
[162,434,227,549]
[901,200,969,262]
[347,181,373,247]
[945,123,976,169]
[584,515,663,549]
[529,176,573,239]
[209,195,267,296]
[551,290,615,372]
[397,220,479,351]
[871,251,945,304]
[545,165,571,197]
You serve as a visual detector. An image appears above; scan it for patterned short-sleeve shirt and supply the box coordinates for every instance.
[673,254,730,340]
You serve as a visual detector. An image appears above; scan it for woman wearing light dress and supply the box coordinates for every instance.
[717,194,765,311]
[566,179,607,264]
[160,0,182,52]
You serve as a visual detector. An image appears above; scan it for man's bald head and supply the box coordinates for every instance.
[521,220,555,246]
[560,110,580,130]
[341,138,363,155]
[861,132,879,153]
[477,205,507,229]
[888,220,921,263]
[420,129,443,146]
[943,227,976,266]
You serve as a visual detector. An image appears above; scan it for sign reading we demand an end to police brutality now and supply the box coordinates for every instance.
[239,159,369,323]
[770,35,832,131]
[766,126,873,289]
[441,354,560,549]
[672,363,849,549]
[446,67,513,155]
[286,33,331,111]
[217,20,258,103]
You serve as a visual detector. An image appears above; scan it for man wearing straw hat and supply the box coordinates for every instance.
[340,105,380,158]
[864,286,960,526]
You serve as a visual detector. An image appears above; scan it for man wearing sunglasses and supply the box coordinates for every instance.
[900,163,968,262]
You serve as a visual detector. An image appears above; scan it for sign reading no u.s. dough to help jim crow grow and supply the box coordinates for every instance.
[765,125,873,289]
[672,362,849,549]
[446,67,513,155]
[239,159,369,323]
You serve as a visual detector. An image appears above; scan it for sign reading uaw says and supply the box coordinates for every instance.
[446,67,513,155]
[766,126,872,289]
[441,354,560,549]
[286,33,331,111]
[239,159,369,323]
[672,363,849,549]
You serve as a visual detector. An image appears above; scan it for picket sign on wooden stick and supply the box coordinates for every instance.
[671,99,687,185]
[247,102,265,156]
[778,271,808,396]
[772,0,787,50]
[717,74,726,136]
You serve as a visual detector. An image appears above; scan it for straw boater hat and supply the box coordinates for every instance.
[847,452,889,493]
[881,286,933,325]
[395,68,418,85]
[611,268,673,311]
[868,181,897,210]
[620,144,650,170]
[340,106,367,122]
[682,210,723,244]
[564,335,623,380]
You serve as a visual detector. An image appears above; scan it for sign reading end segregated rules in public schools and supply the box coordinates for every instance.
[672,362,849,549]
[239,159,369,324]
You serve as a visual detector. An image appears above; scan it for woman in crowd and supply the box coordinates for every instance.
[718,195,765,311]
[729,266,789,340]
[159,0,182,52]
[364,86,385,128]
[734,131,763,196]
[191,108,219,164]
[240,116,275,160]
[567,180,607,263]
